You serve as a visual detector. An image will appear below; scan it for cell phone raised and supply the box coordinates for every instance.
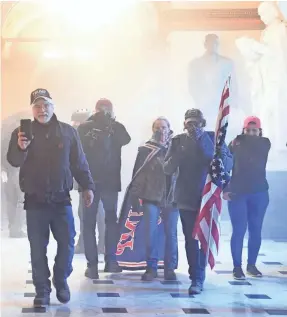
[20,119,33,140]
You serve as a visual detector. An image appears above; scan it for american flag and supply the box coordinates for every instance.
[193,77,231,269]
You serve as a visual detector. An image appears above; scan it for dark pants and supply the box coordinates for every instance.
[82,191,118,267]
[228,191,269,267]
[77,195,105,253]
[26,205,76,293]
[180,210,206,283]
[143,203,179,270]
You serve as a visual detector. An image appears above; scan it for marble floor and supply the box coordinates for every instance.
[1,218,287,317]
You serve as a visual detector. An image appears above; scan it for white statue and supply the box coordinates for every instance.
[188,34,237,129]
[236,2,287,152]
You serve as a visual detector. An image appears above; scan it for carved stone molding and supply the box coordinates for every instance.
[159,8,264,32]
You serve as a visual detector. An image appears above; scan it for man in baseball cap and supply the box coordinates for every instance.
[164,108,233,295]
[6,88,95,307]
[29,89,55,124]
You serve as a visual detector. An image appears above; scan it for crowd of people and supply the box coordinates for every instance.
[4,88,271,307]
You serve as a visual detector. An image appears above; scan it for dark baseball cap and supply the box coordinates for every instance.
[30,88,52,105]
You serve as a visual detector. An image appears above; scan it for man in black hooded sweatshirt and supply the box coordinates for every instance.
[77,98,131,278]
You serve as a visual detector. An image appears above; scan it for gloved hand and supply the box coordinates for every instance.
[186,124,204,140]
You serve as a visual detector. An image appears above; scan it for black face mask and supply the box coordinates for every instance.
[94,111,113,130]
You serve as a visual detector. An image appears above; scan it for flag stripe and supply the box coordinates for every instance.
[192,77,231,269]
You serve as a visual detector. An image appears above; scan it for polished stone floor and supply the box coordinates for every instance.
[1,210,287,317]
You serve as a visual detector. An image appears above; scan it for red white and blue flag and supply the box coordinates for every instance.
[193,77,231,269]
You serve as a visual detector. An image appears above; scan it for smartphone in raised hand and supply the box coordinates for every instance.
[20,119,33,141]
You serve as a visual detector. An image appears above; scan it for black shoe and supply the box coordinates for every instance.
[85,266,99,279]
[247,265,263,277]
[104,262,122,273]
[52,278,70,304]
[33,292,50,307]
[233,267,246,280]
[188,281,203,295]
[141,268,158,281]
[164,269,177,281]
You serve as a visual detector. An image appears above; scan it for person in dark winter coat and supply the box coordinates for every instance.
[128,117,179,281]
[70,109,105,257]
[77,98,131,279]
[6,89,95,307]
[164,109,233,295]
[223,116,270,280]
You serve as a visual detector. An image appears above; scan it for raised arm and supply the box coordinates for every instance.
[114,122,131,147]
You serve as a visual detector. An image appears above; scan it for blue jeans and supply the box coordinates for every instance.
[228,191,269,267]
[143,203,179,270]
[83,191,118,266]
[26,205,76,293]
[180,210,206,283]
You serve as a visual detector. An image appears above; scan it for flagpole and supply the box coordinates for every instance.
[205,203,215,267]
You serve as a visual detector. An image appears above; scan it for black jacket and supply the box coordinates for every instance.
[6,115,95,203]
[77,114,131,192]
[227,134,271,194]
[164,131,233,211]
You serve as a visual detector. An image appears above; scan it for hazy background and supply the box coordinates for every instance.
[2,1,276,236]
